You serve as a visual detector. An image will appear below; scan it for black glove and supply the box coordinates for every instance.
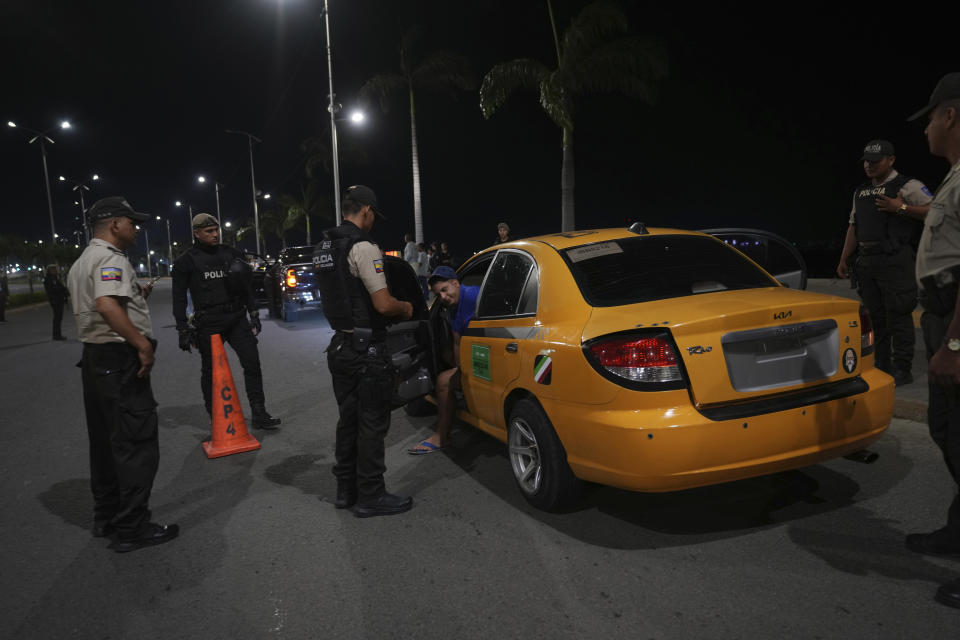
[249,312,262,334]
[178,328,194,352]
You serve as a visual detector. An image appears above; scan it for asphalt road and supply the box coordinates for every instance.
[0,279,957,639]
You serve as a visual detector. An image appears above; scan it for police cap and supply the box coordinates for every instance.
[908,72,960,122]
[860,139,895,162]
[192,213,220,229]
[87,196,150,223]
[344,185,386,220]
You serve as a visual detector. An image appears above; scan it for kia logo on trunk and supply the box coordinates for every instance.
[773,310,792,320]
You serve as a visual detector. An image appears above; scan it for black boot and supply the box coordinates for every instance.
[334,481,358,509]
[251,404,281,430]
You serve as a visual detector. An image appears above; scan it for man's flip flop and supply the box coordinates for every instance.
[407,440,444,455]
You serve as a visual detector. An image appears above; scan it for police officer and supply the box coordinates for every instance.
[43,264,70,340]
[66,196,179,553]
[172,213,280,429]
[836,139,932,386]
[315,185,414,517]
[907,72,960,609]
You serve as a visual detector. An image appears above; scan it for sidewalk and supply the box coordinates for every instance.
[806,278,927,423]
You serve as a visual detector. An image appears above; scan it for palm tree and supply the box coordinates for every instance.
[279,180,331,246]
[480,0,668,231]
[359,25,475,244]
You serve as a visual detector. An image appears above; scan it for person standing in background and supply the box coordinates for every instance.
[44,264,70,340]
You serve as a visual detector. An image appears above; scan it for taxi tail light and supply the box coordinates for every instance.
[859,304,874,356]
[584,331,686,388]
[286,268,298,288]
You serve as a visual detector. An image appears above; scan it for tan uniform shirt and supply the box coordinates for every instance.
[348,240,388,295]
[67,238,154,344]
[916,161,960,282]
[847,169,933,223]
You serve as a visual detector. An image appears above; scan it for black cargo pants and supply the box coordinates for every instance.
[326,331,395,502]
[196,311,265,414]
[919,283,960,538]
[81,341,159,536]
[856,245,918,374]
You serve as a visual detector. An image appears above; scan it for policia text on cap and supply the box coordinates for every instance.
[171,213,281,429]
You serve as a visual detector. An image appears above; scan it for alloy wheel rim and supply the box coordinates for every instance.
[509,416,541,495]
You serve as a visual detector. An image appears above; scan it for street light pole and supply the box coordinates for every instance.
[176,201,194,239]
[214,181,223,227]
[59,174,98,245]
[322,0,341,225]
[38,141,56,243]
[226,130,263,255]
[143,227,151,277]
[8,121,72,242]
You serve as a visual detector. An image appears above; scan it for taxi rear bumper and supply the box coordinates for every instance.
[544,368,895,492]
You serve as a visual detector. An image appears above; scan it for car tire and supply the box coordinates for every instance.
[403,396,437,417]
[508,398,582,511]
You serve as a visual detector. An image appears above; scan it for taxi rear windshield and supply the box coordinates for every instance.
[561,235,778,307]
[280,247,315,263]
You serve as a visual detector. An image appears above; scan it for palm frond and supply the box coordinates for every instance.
[358,73,408,113]
[560,0,629,67]
[479,58,551,119]
[411,50,476,96]
[540,71,575,131]
[567,38,668,102]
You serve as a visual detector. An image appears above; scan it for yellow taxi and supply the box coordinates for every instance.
[389,225,894,511]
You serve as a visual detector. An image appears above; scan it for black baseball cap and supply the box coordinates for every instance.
[860,140,895,162]
[344,184,386,220]
[87,196,150,222]
[908,72,960,122]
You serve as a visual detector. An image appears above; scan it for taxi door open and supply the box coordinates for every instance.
[459,249,540,430]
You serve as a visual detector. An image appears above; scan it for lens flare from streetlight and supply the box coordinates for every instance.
[197,176,206,183]
[264,193,271,199]
[175,200,182,207]
[350,110,365,124]
[92,174,99,180]
[60,121,71,129]
[59,176,66,181]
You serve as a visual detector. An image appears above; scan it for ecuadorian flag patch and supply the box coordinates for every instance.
[100,267,122,281]
[373,259,384,274]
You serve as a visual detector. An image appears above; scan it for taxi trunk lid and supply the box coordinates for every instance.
[582,287,863,407]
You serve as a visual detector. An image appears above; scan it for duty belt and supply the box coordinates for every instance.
[920,265,960,292]
[195,301,243,317]
[857,240,886,256]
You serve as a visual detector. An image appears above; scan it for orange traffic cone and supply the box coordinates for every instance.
[203,333,261,459]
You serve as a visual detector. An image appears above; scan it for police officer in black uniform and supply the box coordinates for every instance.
[837,139,932,386]
[315,185,414,517]
[172,213,280,429]
[44,264,70,340]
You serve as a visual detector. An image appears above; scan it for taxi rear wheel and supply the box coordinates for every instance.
[508,399,581,511]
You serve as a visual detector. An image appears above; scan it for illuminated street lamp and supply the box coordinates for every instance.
[59,173,99,244]
[197,175,223,226]
[7,119,72,242]
[175,200,194,239]
[155,215,173,274]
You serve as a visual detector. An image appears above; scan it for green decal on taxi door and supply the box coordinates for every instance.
[471,344,491,381]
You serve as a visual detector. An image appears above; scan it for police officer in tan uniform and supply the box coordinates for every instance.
[837,140,932,385]
[905,72,960,609]
[67,196,179,553]
[315,185,414,517]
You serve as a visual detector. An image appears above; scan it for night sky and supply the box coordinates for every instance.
[1,0,956,268]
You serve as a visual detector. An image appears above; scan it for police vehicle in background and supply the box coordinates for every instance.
[263,245,323,322]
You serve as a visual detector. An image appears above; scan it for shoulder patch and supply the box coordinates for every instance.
[373,258,384,274]
[100,267,122,281]
[922,185,933,197]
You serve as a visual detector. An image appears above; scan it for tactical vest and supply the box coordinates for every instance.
[314,221,388,333]
[181,245,242,310]
[853,172,920,244]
